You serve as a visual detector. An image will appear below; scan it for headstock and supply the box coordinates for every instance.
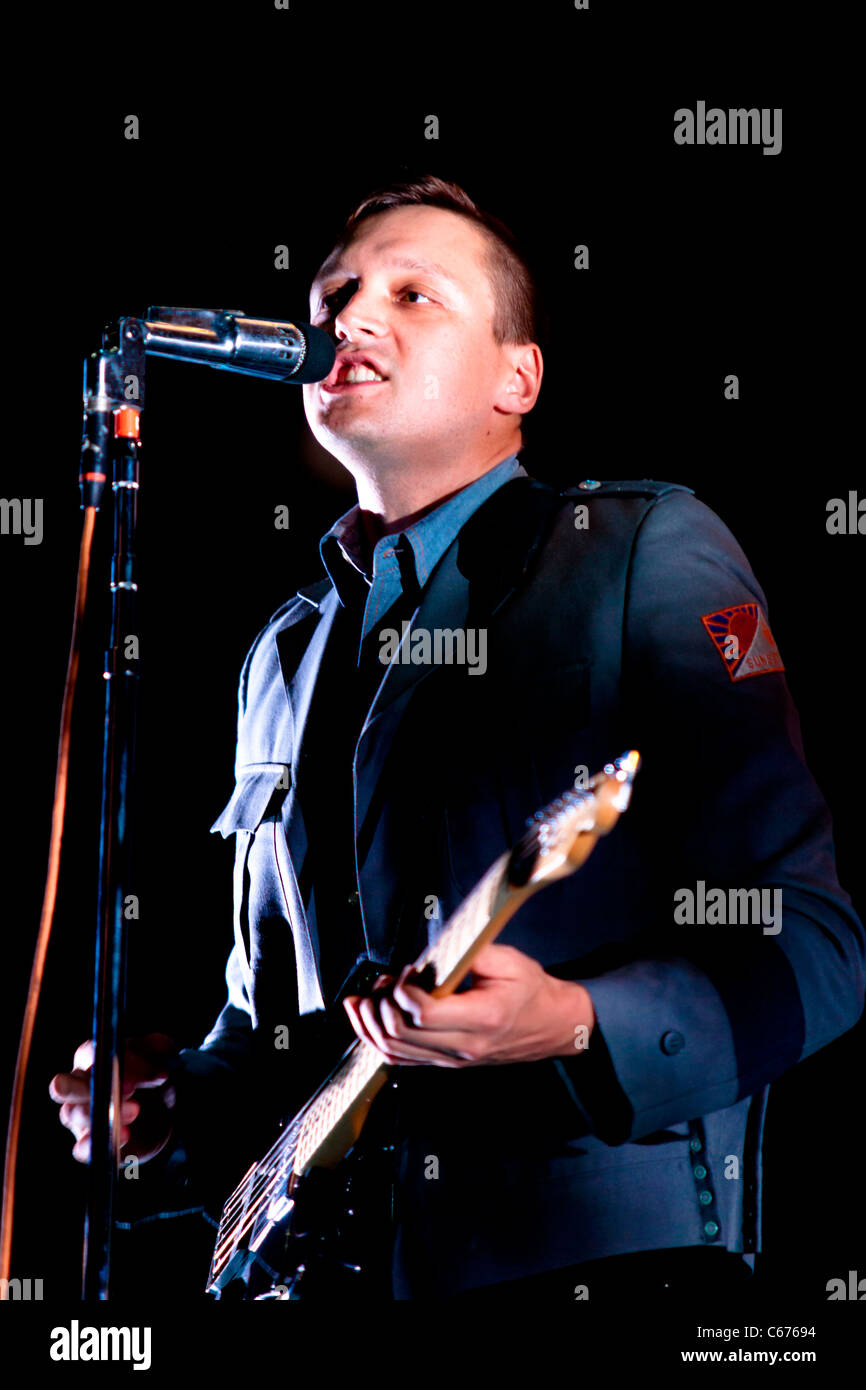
[507,750,641,889]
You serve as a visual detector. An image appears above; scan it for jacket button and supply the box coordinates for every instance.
[689,1137,702,1153]
[693,1164,707,1181]
[698,1189,714,1206]
[704,1221,719,1238]
[660,1030,685,1055]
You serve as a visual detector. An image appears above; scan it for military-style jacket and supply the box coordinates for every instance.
[168,476,865,1296]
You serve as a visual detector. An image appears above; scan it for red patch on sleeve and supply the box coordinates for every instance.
[700,603,785,681]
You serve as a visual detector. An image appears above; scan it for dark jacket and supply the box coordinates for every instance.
[168,476,865,1296]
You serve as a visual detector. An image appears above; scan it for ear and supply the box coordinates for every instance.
[493,343,544,416]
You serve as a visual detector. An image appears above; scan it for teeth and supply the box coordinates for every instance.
[340,364,385,384]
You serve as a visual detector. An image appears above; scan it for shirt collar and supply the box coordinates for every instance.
[319,452,527,608]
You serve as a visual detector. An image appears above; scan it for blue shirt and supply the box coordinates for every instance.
[319,452,527,648]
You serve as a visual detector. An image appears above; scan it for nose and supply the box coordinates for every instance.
[333,286,389,343]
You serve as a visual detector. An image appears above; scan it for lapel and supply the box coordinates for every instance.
[354,476,563,867]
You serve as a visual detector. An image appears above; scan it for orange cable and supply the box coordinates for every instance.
[0,505,97,1294]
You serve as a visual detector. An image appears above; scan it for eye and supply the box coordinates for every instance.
[318,286,350,313]
[315,283,435,316]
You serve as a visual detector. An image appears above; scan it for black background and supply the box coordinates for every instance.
[1,0,862,1361]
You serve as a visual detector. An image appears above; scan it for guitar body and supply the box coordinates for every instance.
[210,1080,400,1301]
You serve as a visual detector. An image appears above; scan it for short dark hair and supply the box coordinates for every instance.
[328,174,547,352]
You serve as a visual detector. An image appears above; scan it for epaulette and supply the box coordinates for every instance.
[559,478,695,498]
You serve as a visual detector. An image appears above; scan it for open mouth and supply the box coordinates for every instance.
[322,358,389,393]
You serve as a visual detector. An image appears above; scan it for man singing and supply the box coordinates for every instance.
[51,175,865,1301]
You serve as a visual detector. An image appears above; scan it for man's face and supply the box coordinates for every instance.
[303,205,518,471]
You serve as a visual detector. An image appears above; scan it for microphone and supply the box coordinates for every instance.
[142,307,336,383]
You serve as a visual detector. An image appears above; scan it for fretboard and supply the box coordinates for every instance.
[292,851,511,1173]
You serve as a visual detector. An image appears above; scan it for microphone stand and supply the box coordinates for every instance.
[74,307,331,1297]
[80,317,145,1299]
